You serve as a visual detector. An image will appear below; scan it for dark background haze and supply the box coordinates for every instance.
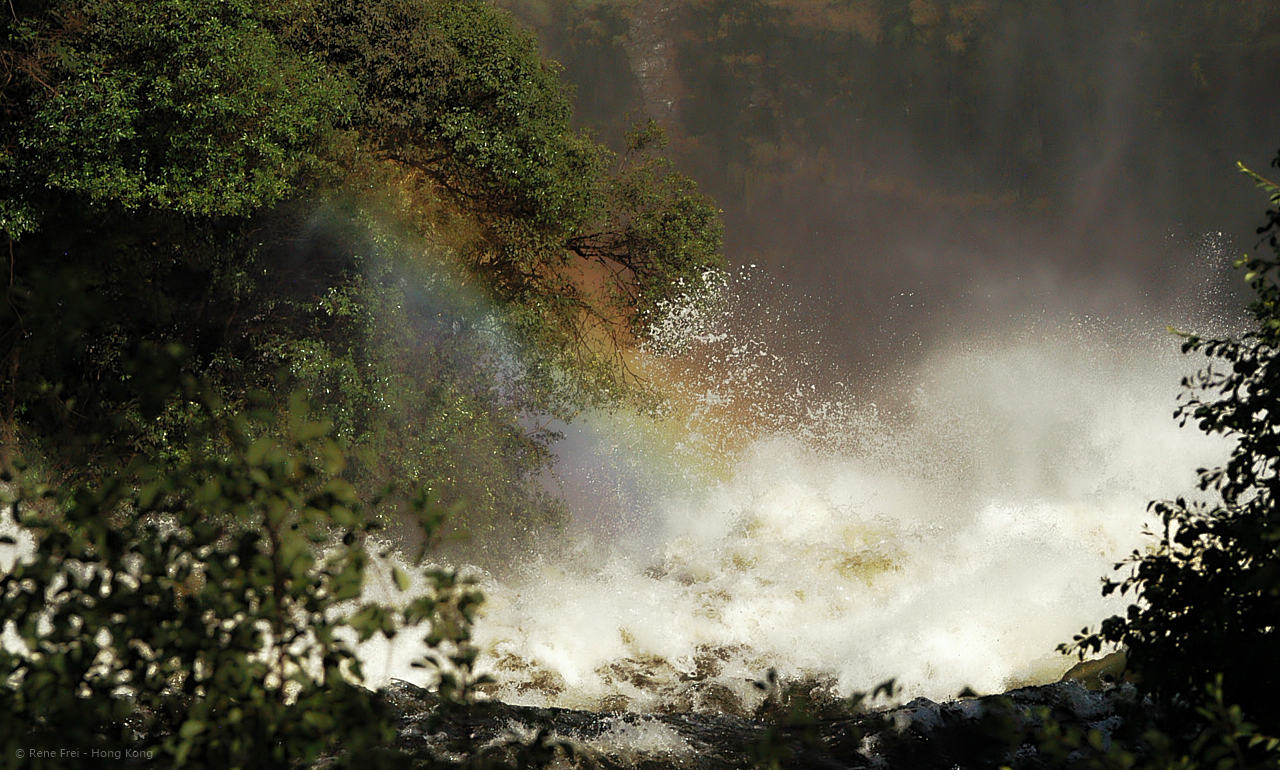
[500,0,1280,388]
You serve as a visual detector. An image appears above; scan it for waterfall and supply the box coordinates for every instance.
[357,263,1233,714]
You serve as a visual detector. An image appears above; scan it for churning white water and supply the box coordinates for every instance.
[355,267,1235,714]
[0,261,1236,716]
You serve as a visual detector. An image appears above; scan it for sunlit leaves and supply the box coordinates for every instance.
[3,0,722,562]
[12,0,352,218]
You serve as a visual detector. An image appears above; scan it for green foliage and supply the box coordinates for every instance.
[313,0,598,230]
[748,669,827,770]
[297,239,570,556]
[1177,676,1280,770]
[2,0,350,225]
[0,193,569,563]
[1065,158,1280,729]
[747,670,897,770]
[309,0,724,401]
[1025,677,1280,770]
[0,385,489,768]
[567,121,726,337]
[1,0,724,546]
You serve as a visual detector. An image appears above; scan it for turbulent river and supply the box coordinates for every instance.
[355,265,1234,716]
[0,263,1234,719]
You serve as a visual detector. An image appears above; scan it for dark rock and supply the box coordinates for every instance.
[375,679,1151,769]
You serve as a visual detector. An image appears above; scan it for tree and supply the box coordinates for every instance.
[0,0,724,554]
[306,0,723,403]
[0,0,350,232]
[1067,157,1280,729]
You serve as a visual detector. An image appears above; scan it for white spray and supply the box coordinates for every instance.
[354,263,1234,715]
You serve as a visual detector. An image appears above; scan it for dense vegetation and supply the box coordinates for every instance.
[0,0,721,765]
[0,0,723,555]
[1,389,494,768]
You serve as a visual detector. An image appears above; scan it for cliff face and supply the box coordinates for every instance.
[507,0,1280,209]
[498,0,1280,373]
[620,0,683,124]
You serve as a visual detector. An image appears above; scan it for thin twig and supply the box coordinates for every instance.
[5,237,23,336]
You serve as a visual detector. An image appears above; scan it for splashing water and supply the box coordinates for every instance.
[353,265,1233,715]
[0,238,1239,717]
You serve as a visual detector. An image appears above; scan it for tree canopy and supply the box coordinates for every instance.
[1,0,349,229]
[0,0,722,761]
[0,0,723,553]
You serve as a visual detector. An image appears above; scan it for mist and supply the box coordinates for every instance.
[318,0,1280,712]
[355,273,1230,709]
[368,0,1280,710]
[504,0,1280,373]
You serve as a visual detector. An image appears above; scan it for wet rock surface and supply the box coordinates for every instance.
[377,679,1150,769]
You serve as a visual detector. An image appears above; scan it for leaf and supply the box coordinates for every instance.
[1240,162,1280,201]
[247,437,275,467]
[392,565,411,593]
[179,719,206,739]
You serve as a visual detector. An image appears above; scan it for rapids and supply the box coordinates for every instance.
[355,266,1234,715]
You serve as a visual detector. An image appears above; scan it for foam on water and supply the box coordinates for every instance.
[354,270,1234,714]
[0,260,1238,716]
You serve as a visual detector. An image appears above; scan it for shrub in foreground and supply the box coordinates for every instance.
[1066,160,1280,730]
[0,386,485,769]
